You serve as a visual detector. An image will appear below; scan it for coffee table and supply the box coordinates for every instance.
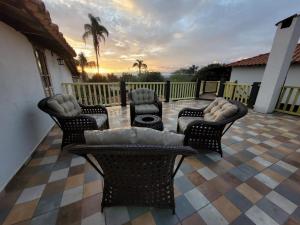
[133,114,164,131]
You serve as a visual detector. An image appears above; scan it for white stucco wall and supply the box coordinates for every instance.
[45,50,73,93]
[0,22,73,190]
[230,65,300,86]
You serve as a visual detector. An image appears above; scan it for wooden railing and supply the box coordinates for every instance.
[275,86,300,116]
[223,82,252,104]
[126,82,166,101]
[62,80,221,106]
[170,82,196,100]
[62,82,120,106]
[204,81,220,93]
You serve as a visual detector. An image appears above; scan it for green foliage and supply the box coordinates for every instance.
[170,67,194,81]
[193,63,229,81]
[107,73,119,82]
[138,72,165,82]
[120,73,138,82]
[89,74,108,82]
[169,73,193,82]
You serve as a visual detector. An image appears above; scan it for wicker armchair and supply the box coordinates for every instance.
[129,88,162,125]
[38,94,109,148]
[65,128,196,213]
[177,99,248,156]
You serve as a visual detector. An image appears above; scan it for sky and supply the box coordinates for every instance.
[44,0,299,75]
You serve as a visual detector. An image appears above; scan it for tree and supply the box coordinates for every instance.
[170,67,194,81]
[188,65,199,75]
[107,73,119,82]
[132,59,147,75]
[83,14,109,74]
[138,72,164,82]
[89,74,107,82]
[120,73,138,82]
[193,63,230,81]
[77,52,88,74]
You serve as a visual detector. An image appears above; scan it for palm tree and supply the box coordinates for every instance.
[132,59,147,75]
[83,13,109,73]
[189,65,199,75]
[78,52,88,74]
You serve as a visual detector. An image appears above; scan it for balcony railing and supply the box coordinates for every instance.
[275,86,300,116]
[223,82,252,104]
[62,82,120,106]
[126,82,166,101]
[170,82,196,100]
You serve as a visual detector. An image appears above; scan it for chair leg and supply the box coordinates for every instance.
[172,208,175,215]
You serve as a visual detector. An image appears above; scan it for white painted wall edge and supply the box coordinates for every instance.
[0,123,54,192]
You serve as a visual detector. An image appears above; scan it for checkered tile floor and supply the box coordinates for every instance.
[1,100,300,225]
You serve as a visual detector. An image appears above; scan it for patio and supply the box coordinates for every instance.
[0,99,300,225]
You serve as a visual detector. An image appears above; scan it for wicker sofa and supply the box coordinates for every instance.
[129,88,162,125]
[65,127,196,213]
[38,94,109,148]
[177,98,248,156]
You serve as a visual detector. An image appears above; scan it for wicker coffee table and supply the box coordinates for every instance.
[133,114,163,131]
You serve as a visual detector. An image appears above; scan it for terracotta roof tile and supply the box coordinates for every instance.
[22,0,76,57]
[228,43,300,67]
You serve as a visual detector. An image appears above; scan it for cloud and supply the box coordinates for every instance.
[44,0,299,73]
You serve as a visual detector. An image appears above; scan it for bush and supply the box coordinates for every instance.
[138,72,165,82]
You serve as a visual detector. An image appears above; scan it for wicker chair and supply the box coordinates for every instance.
[38,94,109,148]
[129,88,162,125]
[64,128,196,214]
[177,99,248,157]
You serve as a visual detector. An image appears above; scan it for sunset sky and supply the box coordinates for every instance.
[44,0,299,75]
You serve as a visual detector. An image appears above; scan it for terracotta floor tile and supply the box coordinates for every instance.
[3,200,38,225]
[182,212,206,225]
[185,157,204,169]
[263,169,286,183]
[65,174,84,190]
[246,177,271,195]
[81,193,101,219]
[187,171,206,187]
[260,153,278,163]
[56,201,82,225]
[131,212,156,225]
[213,195,241,223]
[236,183,262,203]
[83,180,102,198]
[198,182,222,202]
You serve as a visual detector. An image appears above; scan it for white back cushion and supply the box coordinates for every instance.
[85,127,184,146]
[204,98,238,122]
[47,94,82,117]
[131,89,155,105]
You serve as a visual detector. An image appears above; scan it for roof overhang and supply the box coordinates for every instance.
[0,0,79,76]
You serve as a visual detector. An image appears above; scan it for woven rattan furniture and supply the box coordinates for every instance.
[133,114,164,131]
[65,128,196,213]
[177,99,248,156]
[129,88,162,125]
[38,94,109,149]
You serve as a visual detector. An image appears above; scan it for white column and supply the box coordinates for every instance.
[255,15,300,113]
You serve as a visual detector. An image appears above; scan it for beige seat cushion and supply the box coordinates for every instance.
[131,89,155,105]
[47,94,81,117]
[85,127,184,146]
[135,104,159,114]
[83,114,108,129]
[178,117,204,133]
[203,97,238,122]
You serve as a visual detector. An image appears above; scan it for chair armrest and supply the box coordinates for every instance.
[155,101,162,116]
[184,120,225,136]
[178,107,206,118]
[79,104,108,115]
[58,115,98,131]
